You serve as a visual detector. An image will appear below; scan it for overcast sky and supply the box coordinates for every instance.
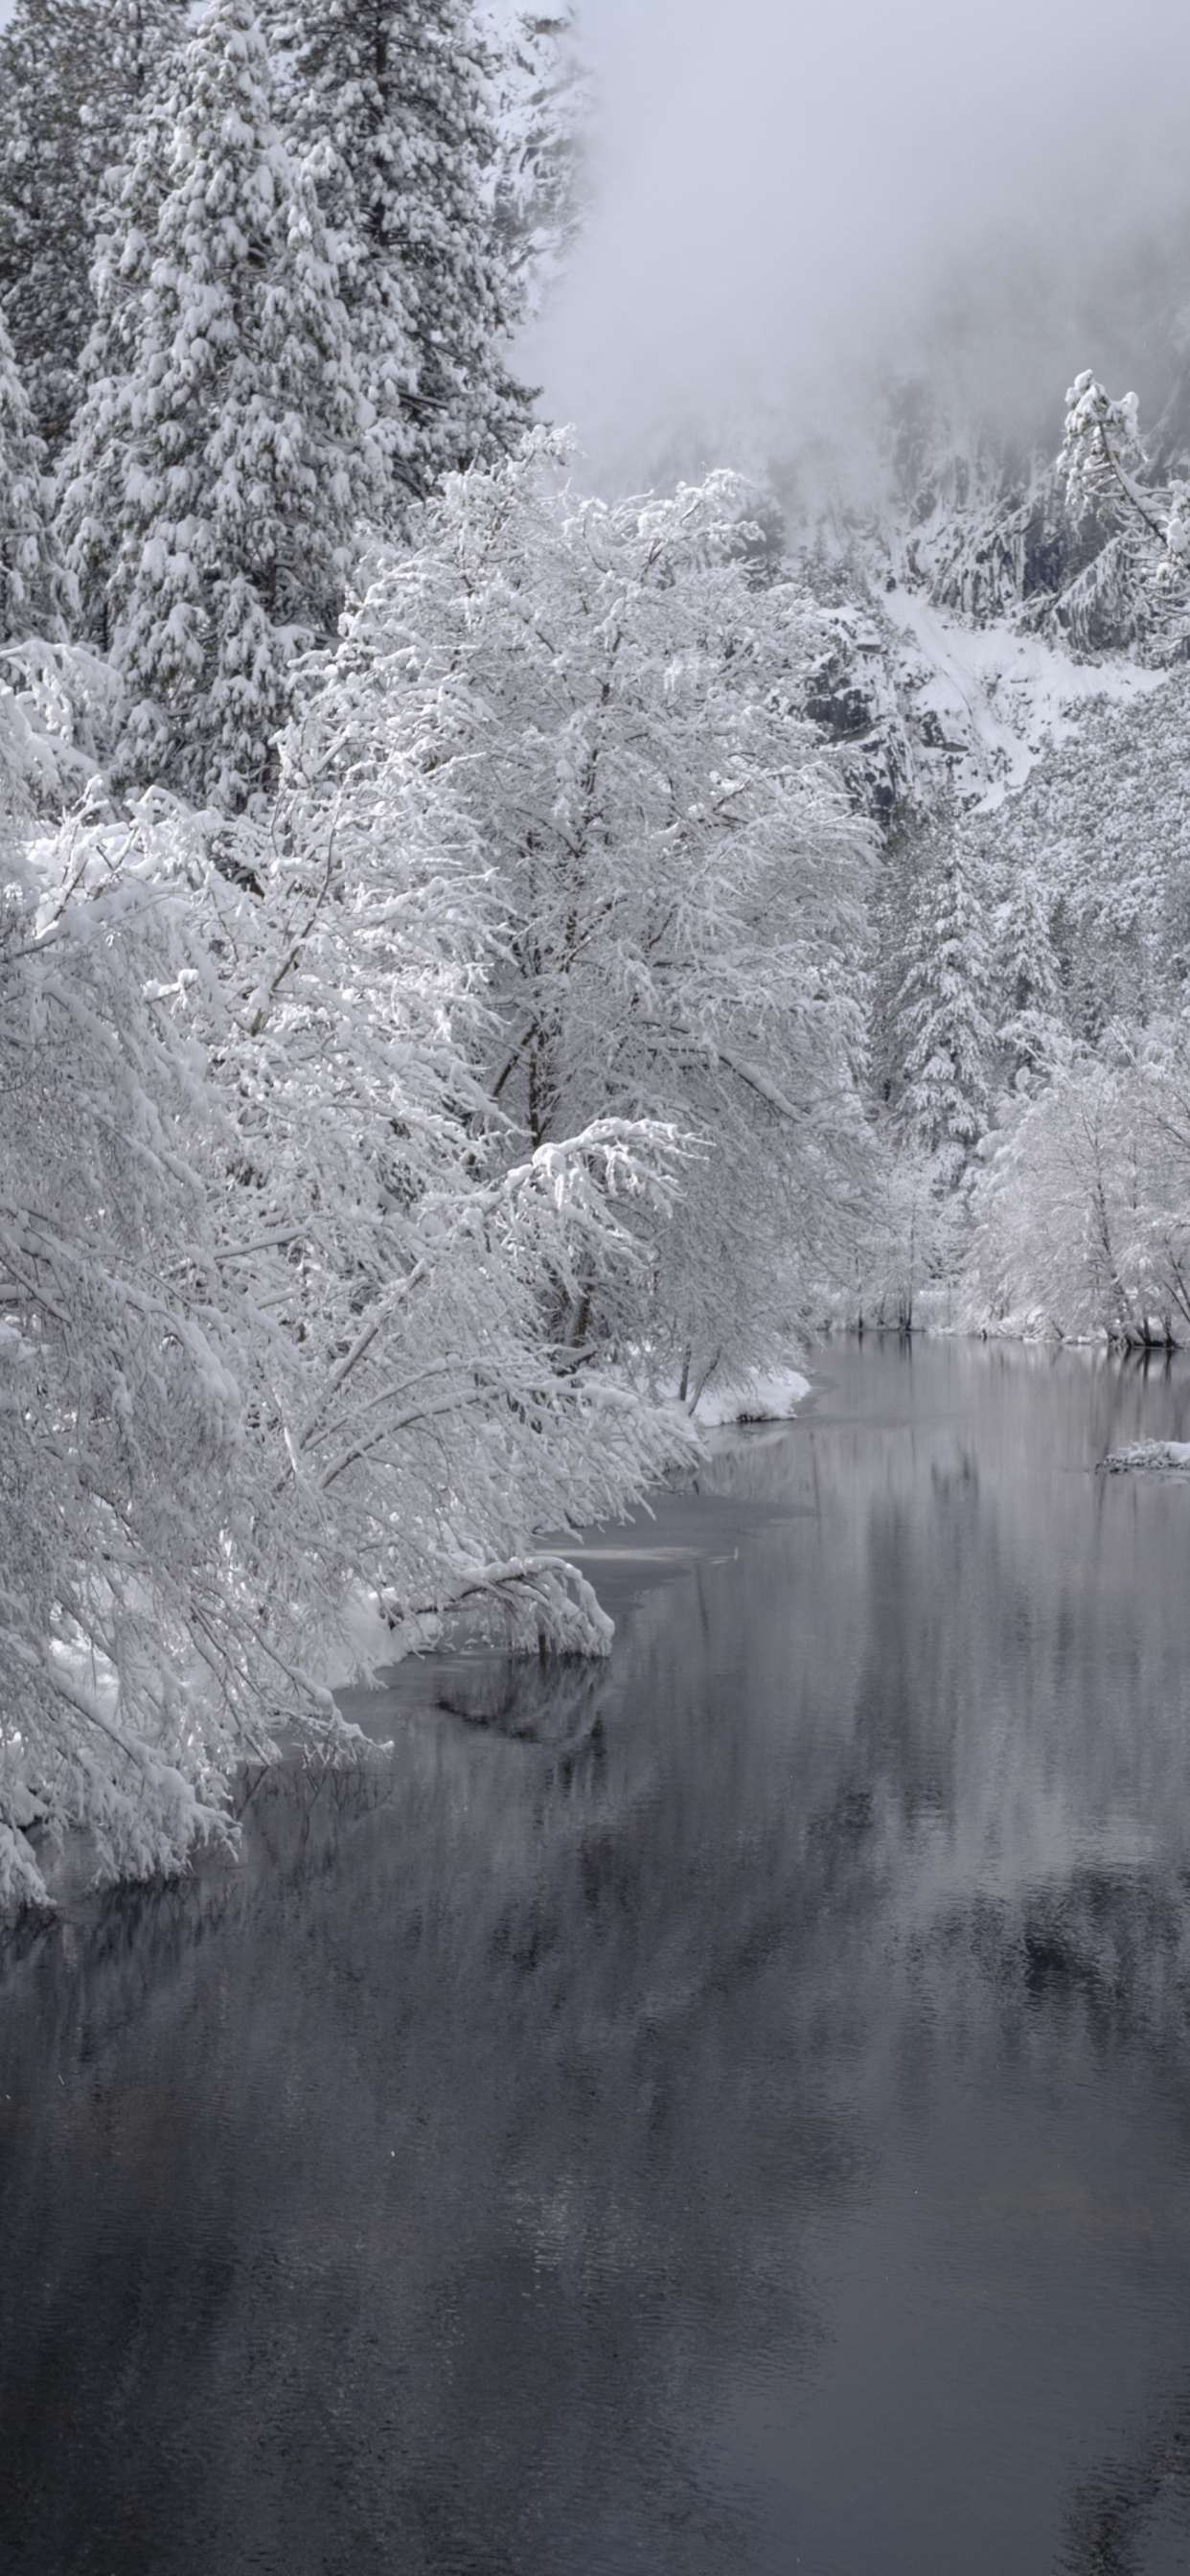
[519,0,1190,494]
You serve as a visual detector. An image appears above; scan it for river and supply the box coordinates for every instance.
[5,1337,1190,2574]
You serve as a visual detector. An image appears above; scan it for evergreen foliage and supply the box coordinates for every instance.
[0,0,189,455]
[0,307,62,643]
[484,6,591,324]
[57,0,380,807]
[969,672,1190,1043]
[895,822,995,1185]
[995,864,1064,1083]
[263,0,530,510]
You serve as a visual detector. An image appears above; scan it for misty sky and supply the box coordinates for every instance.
[5,0,1190,494]
[521,0,1190,494]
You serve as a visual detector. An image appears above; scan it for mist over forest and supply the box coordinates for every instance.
[527,0,1190,495]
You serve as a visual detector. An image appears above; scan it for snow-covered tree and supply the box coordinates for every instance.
[0,825,277,1916]
[57,0,380,806]
[200,780,691,1617]
[895,821,995,1187]
[1059,374,1176,547]
[0,0,189,455]
[844,1129,946,1333]
[0,792,695,1917]
[307,436,873,1389]
[964,1043,1190,1343]
[964,674,1190,1044]
[1059,370,1190,612]
[263,0,530,511]
[0,310,101,819]
[995,864,1064,1084]
[0,308,62,643]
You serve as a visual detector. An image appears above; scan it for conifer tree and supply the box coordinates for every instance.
[263,0,530,507]
[896,825,995,1185]
[996,866,1065,1084]
[57,0,380,807]
[0,310,62,642]
[0,0,189,456]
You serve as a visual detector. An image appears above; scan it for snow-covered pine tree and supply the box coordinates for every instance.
[995,864,1064,1085]
[0,309,92,818]
[57,0,380,807]
[263,0,530,509]
[0,309,62,643]
[0,0,189,456]
[1058,369,1190,633]
[896,821,995,1187]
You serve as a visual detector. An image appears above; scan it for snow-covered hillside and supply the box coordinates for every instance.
[802,575,1167,822]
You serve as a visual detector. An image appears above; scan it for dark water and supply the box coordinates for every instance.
[9,1341,1190,2575]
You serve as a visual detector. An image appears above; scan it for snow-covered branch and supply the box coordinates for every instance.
[1059,372,1190,579]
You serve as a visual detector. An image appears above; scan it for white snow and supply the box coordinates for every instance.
[691,1365,811,1427]
[881,584,1167,809]
[1101,1441,1190,1475]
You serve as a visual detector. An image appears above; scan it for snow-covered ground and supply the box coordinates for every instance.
[689,1365,811,1427]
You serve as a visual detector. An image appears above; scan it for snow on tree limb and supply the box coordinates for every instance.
[1059,371,1190,580]
[0,794,698,1912]
[309,434,874,1385]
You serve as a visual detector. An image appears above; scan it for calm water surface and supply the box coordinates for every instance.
[7,1339,1190,2574]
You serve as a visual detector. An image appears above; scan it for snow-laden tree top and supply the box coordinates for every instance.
[58,0,380,804]
[262,0,531,506]
[0,0,189,454]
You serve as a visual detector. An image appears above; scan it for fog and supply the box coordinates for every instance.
[519,0,1190,496]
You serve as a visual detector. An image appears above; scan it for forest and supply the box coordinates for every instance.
[2,0,1189,1909]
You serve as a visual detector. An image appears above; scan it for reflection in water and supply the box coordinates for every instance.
[4,1341,1190,2572]
[430,1650,614,1744]
[1059,2394,1190,2575]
